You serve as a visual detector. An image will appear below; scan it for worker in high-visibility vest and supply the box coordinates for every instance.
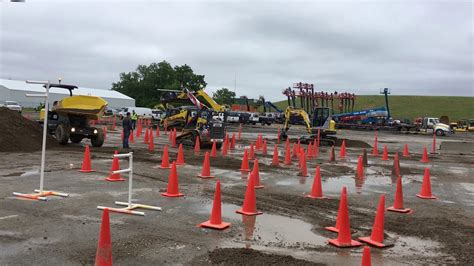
[131,110,138,130]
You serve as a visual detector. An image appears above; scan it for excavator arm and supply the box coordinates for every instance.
[281,107,312,140]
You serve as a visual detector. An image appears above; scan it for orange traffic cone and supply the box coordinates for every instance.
[249,143,255,160]
[328,187,362,247]
[198,152,214,179]
[298,151,309,177]
[402,144,410,157]
[236,171,263,216]
[356,155,364,178]
[307,142,313,158]
[417,168,436,199]
[256,134,261,150]
[362,148,368,167]
[103,127,107,142]
[156,126,160,137]
[391,152,400,177]
[144,127,149,144]
[381,145,389,161]
[221,138,228,156]
[129,129,134,143]
[95,208,112,266]
[158,145,171,169]
[161,162,184,197]
[325,187,347,233]
[262,139,268,155]
[210,141,217,157]
[339,140,347,158]
[359,194,390,247]
[194,136,201,154]
[199,181,231,230]
[284,143,292,165]
[306,165,327,199]
[251,158,264,189]
[80,145,95,172]
[176,143,185,165]
[171,129,177,148]
[240,149,250,172]
[271,144,279,166]
[388,175,412,213]
[292,142,298,159]
[168,128,173,142]
[361,246,371,266]
[313,139,319,158]
[372,132,378,156]
[329,146,336,162]
[421,147,429,163]
[148,131,155,153]
[231,133,236,149]
[106,151,125,182]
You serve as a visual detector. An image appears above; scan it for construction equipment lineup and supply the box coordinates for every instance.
[4,78,469,266]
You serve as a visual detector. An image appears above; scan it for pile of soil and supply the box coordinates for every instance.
[0,107,58,152]
[206,248,323,265]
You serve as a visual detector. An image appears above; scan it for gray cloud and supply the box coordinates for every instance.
[1,0,472,101]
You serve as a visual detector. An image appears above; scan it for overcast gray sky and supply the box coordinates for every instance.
[1,0,473,101]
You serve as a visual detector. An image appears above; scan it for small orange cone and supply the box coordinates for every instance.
[421,147,429,163]
[240,149,250,172]
[256,134,261,150]
[168,128,173,142]
[176,143,185,165]
[210,141,217,157]
[236,171,263,216]
[144,127,149,144]
[325,187,347,233]
[416,168,436,199]
[161,162,184,197]
[356,155,364,178]
[284,143,292,165]
[306,165,327,199]
[402,144,410,157]
[328,187,362,247]
[262,139,268,155]
[158,145,171,169]
[106,151,125,182]
[249,142,255,160]
[221,138,228,156]
[80,145,95,172]
[231,133,236,149]
[194,136,201,154]
[339,140,347,158]
[391,152,400,177]
[271,144,279,166]
[156,126,160,137]
[372,132,379,156]
[359,194,391,247]
[148,131,155,153]
[361,246,371,266]
[199,181,230,230]
[298,151,309,177]
[362,148,368,167]
[313,139,319,158]
[129,129,134,143]
[103,127,107,142]
[292,142,298,159]
[171,129,177,148]
[198,152,214,179]
[251,158,264,189]
[95,208,113,266]
[329,145,336,162]
[387,175,412,213]
[381,145,389,161]
[307,142,313,158]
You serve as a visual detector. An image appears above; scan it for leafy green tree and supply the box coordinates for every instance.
[111,61,207,107]
[213,88,236,105]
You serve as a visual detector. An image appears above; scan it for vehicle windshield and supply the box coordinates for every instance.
[433,118,440,124]
[6,101,18,105]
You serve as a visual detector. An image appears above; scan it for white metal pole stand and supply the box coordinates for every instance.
[13,80,69,201]
[97,152,161,216]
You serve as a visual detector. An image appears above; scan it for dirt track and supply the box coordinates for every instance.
[1,123,473,265]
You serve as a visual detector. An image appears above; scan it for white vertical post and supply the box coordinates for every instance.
[128,152,133,208]
[38,84,50,193]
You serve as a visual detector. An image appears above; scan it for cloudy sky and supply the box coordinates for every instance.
[1,0,472,101]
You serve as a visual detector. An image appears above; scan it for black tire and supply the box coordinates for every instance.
[55,124,70,145]
[435,129,444,136]
[91,128,104,147]
[70,135,83,144]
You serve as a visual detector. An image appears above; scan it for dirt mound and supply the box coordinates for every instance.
[0,107,58,152]
[207,248,323,265]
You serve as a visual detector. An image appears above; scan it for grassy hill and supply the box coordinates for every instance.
[272,95,474,122]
